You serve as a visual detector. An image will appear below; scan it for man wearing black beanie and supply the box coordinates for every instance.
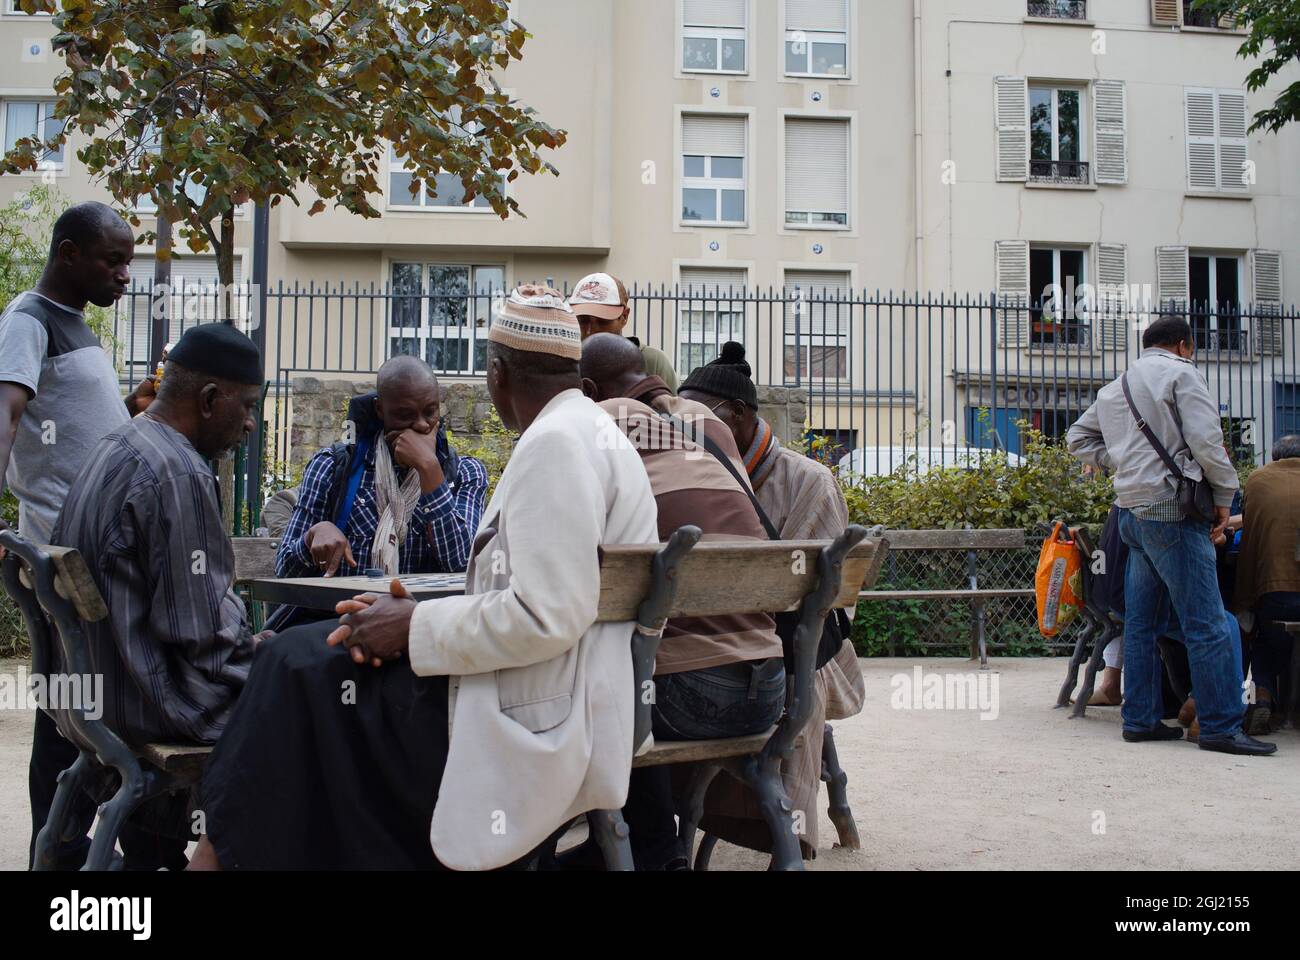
[681,341,866,860]
[45,324,265,868]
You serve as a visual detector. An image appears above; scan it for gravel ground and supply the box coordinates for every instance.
[3,656,1297,871]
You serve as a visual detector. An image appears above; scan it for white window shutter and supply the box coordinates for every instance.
[1093,81,1128,185]
[785,0,848,32]
[1216,90,1249,192]
[682,114,747,156]
[1157,246,1189,312]
[1251,249,1284,356]
[995,241,1030,347]
[1151,0,1182,26]
[785,117,849,221]
[1185,88,1219,192]
[994,76,1028,182]
[1096,243,1129,352]
[684,0,747,27]
[123,255,237,366]
[680,266,748,294]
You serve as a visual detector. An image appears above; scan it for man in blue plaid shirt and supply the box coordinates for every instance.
[276,357,488,582]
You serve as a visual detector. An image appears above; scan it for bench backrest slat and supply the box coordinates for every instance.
[596,538,887,621]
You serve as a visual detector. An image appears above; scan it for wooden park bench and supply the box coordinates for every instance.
[858,528,1031,668]
[1,524,886,872]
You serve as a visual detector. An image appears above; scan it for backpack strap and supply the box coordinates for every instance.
[1120,373,1185,482]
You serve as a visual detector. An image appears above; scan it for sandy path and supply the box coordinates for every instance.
[3,656,1297,871]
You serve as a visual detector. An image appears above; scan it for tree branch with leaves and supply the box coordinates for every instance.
[2,0,566,304]
[1192,0,1300,133]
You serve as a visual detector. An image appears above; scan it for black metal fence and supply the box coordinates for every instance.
[104,281,1299,507]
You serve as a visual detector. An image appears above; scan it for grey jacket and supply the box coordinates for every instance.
[1067,348,1239,509]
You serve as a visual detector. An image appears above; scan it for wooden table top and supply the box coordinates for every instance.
[249,573,466,611]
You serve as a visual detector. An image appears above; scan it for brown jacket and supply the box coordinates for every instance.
[1235,458,1300,610]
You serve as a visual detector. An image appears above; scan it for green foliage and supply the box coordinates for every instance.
[1192,0,1300,134]
[447,405,515,500]
[6,0,566,287]
[839,418,1114,532]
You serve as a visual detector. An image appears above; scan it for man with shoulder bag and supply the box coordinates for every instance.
[1067,317,1274,756]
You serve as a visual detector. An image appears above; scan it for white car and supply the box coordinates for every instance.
[836,446,1024,481]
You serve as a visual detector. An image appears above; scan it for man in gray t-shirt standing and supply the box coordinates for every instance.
[0,201,154,868]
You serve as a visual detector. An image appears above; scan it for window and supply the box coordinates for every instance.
[1185,88,1249,193]
[121,255,246,369]
[1029,85,1088,184]
[784,270,849,382]
[130,124,245,216]
[5,1,51,12]
[1029,246,1089,344]
[682,0,746,74]
[784,117,849,227]
[1189,252,1243,351]
[1181,0,1235,28]
[677,267,747,374]
[681,114,747,226]
[1027,1,1087,19]
[784,0,848,78]
[389,262,504,375]
[2,100,64,170]
[389,144,498,210]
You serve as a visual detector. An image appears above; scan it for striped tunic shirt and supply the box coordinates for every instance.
[52,415,253,746]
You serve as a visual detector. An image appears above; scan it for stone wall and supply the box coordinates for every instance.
[288,376,807,466]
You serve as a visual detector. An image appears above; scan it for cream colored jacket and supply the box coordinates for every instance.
[408,390,658,870]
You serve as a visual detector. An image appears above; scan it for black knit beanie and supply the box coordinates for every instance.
[680,341,758,410]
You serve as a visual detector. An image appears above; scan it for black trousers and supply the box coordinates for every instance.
[29,708,189,871]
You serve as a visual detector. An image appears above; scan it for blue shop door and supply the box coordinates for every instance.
[1277,382,1300,444]
[965,408,1025,456]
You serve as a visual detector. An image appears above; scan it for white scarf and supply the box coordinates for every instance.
[371,437,423,576]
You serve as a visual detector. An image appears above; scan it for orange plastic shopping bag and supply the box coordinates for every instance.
[1036,521,1082,638]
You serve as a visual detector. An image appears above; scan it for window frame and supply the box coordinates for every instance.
[783,27,849,79]
[387,260,506,376]
[1028,83,1089,183]
[681,152,747,228]
[782,114,852,231]
[1028,244,1091,345]
[1,98,65,173]
[681,24,748,75]
[1188,250,1245,349]
[782,271,852,385]
[386,142,505,214]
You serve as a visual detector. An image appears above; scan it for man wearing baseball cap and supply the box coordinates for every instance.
[568,272,679,392]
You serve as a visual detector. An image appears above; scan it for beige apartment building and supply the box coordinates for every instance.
[2,0,1297,461]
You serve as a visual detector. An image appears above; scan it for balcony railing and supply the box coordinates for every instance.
[1029,159,1090,185]
[1028,0,1087,19]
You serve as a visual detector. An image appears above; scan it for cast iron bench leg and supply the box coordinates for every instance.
[589,809,633,872]
[1071,617,1115,720]
[676,762,721,869]
[33,751,95,872]
[1057,616,1093,709]
[821,724,860,849]
[693,833,719,871]
[738,753,803,872]
[84,758,150,872]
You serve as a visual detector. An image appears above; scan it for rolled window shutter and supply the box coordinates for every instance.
[124,255,236,365]
[1251,250,1284,356]
[683,114,747,156]
[1216,90,1249,192]
[996,241,1030,347]
[680,266,748,295]
[785,118,849,219]
[1185,88,1218,192]
[1093,80,1128,185]
[1096,243,1129,352]
[684,0,747,27]
[1151,0,1182,26]
[785,0,848,32]
[1157,246,1189,313]
[994,76,1029,182]
[785,270,850,335]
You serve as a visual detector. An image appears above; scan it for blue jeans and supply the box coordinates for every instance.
[1119,510,1244,739]
[624,658,786,869]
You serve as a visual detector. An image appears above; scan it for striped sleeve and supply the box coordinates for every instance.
[276,448,338,578]
[420,455,489,573]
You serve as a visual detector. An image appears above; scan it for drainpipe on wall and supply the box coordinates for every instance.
[913,0,925,294]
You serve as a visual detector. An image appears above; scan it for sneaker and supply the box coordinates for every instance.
[1122,723,1185,743]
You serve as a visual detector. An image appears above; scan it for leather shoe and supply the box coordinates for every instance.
[1122,723,1184,743]
[1197,731,1277,756]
